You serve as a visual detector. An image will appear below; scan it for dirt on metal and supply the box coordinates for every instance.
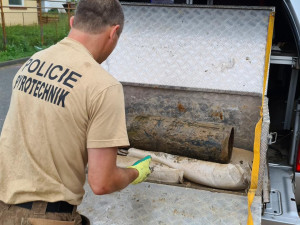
[127,115,234,163]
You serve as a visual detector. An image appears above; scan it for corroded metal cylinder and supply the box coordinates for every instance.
[127,115,234,163]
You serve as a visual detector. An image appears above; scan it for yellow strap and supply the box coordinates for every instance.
[247,11,275,225]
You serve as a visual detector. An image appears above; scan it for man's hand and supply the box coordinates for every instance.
[128,155,152,184]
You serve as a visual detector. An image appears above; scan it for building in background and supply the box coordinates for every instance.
[41,0,66,13]
[1,0,38,26]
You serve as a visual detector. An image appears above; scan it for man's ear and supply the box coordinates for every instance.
[109,25,121,40]
[70,16,75,28]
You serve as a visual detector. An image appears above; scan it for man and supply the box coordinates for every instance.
[0,0,151,224]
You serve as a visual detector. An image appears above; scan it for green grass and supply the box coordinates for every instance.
[0,13,70,62]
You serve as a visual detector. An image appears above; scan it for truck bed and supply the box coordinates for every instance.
[81,4,275,224]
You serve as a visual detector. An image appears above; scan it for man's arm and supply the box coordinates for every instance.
[87,147,138,195]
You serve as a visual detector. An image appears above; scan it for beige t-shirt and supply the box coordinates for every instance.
[0,37,129,205]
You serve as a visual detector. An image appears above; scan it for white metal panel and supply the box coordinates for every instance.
[102,5,273,94]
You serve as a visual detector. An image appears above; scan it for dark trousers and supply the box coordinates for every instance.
[0,201,90,225]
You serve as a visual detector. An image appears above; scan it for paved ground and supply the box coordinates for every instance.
[0,64,22,132]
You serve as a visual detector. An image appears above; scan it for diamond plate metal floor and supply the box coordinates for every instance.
[103,4,273,94]
[78,182,261,225]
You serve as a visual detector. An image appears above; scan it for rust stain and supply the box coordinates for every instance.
[242,105,248,110]
[211,111,223,120]
[177,103,186,113]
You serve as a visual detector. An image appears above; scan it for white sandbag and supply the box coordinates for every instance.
[128,148,250,190]
[117,155,184,184]
[230,147,252,183]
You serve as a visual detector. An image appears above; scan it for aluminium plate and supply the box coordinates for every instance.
[78,182,261,225]
[102,4,274,94]
[257,97,271,196]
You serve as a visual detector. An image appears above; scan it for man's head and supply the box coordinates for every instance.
[68,0,124,63]
[73,0,124,36]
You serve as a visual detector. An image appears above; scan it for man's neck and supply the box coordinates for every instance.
[68,28,107,63]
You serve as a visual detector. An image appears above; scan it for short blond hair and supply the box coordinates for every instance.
[73,0,124,35]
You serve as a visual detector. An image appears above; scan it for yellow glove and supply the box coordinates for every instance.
[128,155,152,184]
